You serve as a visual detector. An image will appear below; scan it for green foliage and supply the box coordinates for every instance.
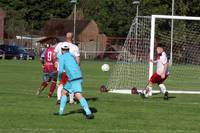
[0,0,73,36]
[0,0,200,37]
[80,0,135,36]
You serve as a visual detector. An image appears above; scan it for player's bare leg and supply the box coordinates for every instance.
[48,80,56,98]
[36,76,51,96]
[36,82,48,95]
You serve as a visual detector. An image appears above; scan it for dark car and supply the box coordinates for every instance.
[18,47,35,60]
[24,48,36,60]
[0,44,19,59]
[0,44,35,60]
[0,49,5,59]
[17,47,30,60]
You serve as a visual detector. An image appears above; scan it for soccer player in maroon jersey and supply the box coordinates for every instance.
[36,43,57,98]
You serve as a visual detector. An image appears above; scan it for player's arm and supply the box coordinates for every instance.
[160,56,168,79]
[40,57,44,65]
[52,52,57,67]
[161,63,168,79]
[54,42,61,58]
[58,57,64,81]
[74,45,81,65]
[149,59,158,64]
[40,49,46,66]
[76,56,80,65]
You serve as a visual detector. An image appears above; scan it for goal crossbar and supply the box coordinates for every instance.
[152,15,200,21]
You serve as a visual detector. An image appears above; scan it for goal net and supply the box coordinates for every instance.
[107,15,200,94]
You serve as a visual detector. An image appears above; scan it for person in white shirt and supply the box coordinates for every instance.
[141,44,169,100]
[54,32,80,104]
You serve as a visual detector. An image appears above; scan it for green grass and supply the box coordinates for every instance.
[0,59,200,133]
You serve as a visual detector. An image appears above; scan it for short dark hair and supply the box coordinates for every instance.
[61,48,69,51]
[156,43,166,49]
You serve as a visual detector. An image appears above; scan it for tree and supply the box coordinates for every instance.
[0,0,73,36]
[1,0,200,37]
[80,0,135,36]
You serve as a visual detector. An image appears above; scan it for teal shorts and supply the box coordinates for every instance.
[64,79,83,94]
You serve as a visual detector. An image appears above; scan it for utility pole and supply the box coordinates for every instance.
[133,0,140,46]
[70,0,77,44]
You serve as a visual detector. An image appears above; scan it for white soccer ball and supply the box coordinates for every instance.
[101,64,110,72]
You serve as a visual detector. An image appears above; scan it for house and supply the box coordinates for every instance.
[0,8,5,42]
[42,18,107,54]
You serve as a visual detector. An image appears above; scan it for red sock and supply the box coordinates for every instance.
[41,82,48,89]
[48,81,56,97]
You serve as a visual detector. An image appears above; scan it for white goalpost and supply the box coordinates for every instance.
[108,15,200,95]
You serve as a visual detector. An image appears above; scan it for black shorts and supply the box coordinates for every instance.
[43,72,57,82]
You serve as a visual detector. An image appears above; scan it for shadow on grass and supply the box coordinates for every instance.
[71,97,98,104]
[152,92,176,99]
[85,97,98,102]
[58,107,98,116]
[151,95,176,100]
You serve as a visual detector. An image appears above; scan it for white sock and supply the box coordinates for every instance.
[159,84,167,94]
[69,93,74,103]
[147,86,152,96]
[57,84,63,100]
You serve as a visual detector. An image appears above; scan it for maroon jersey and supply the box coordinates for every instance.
[43,47,56,73]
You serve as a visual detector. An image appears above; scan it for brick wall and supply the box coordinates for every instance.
[0,8,5,40]
[78,20,99,42]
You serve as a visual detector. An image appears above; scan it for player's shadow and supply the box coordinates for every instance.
[85,97,98,102]
[70,97,98,104]
[151,93,176,100]
[62,107,98,116]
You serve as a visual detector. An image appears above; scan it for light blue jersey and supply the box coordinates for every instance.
[57,52,92,117]
[58,52,82,81]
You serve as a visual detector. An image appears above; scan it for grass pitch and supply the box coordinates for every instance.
[0,59,200,133]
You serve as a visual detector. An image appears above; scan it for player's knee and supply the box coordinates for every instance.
[51,80,56,83]
[148,82,153,87]
[59,84,63,88]
[61,90,67,96]
[75,93,83,100]
[42,82,48,86]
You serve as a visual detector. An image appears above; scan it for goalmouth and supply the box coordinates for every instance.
[107,15,200,95]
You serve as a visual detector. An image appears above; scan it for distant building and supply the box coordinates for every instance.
[42,18,107,53]
[0,8,5,41]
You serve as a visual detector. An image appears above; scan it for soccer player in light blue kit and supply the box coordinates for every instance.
[54,43,94,119]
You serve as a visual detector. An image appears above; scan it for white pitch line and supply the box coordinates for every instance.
[109,89,200,95]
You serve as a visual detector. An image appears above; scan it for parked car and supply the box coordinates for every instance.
[0,44,18,59]
[18,47,35,60]
[24,48,36,60]
[0,44,35,60]
[0,49,5,59]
